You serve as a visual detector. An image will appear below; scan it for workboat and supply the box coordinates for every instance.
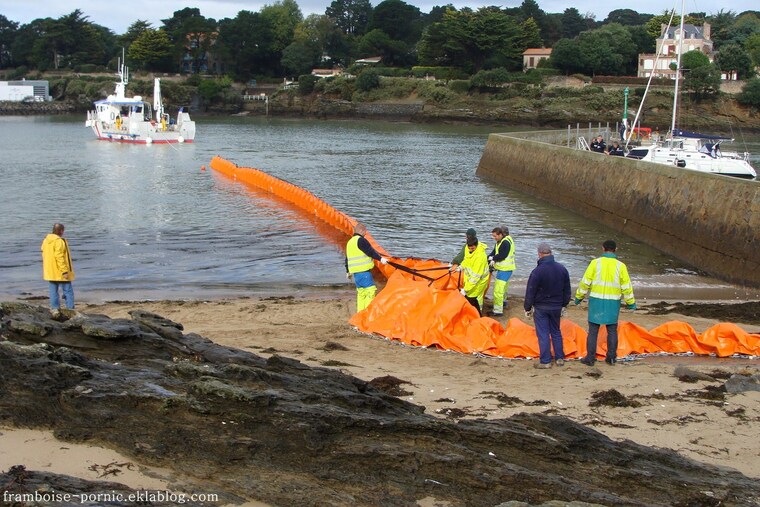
[85,57,195,144]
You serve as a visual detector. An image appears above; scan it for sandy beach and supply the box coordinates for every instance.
[2,293,758,504]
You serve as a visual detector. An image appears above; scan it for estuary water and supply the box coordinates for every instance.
[1,114,757,303]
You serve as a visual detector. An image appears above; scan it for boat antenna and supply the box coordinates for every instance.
[115,48,128,99]
[670,0,685,136]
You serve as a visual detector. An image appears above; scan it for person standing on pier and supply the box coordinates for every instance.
[590,135,607,153]
[574,240,636,365]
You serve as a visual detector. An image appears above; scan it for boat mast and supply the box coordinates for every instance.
[670,0,685,135]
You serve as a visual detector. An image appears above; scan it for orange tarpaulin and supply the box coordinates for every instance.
[210,156,760,359]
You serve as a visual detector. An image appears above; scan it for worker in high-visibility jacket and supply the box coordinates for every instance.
[345,222,388,312]
[458,236,490,316]
[488,226,515,316]
[574,240,636,366]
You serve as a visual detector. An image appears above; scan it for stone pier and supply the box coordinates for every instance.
[476,132,760,287]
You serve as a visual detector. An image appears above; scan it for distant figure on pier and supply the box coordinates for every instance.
[608,140,624,156]
[590,135,607,153]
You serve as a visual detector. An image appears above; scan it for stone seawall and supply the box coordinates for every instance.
[476,134,760,287]
[0,101,75,115]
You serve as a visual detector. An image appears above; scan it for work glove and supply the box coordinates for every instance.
[460,288,467,296]
[627,303,637,310]
[574,298,582,305]
[561,307,567,317]
[524,309,533,319]
[380,257,389,265]
[487,256,493,263]
[488,259,495,268]
[346,273,352,280]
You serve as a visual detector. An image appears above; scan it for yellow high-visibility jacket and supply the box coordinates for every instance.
[575,253,634,324]
[461,242,489,298]
[41,233,75,282]
[493,235,516,272]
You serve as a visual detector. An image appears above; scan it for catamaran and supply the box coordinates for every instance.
[85,56,195,144]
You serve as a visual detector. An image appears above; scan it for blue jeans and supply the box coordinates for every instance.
[585,322,618,362]
[534,307,564,364]
[49,281,74,309]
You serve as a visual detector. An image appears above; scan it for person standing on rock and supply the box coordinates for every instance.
[41,223,76,315]
[488,226,516,316]
[523,243,571,369]
[345,222,388,312]
[574,240,636,366]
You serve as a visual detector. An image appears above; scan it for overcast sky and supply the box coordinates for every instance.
[1,0,755,34]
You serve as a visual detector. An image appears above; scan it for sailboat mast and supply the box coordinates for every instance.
[670,0,685,134]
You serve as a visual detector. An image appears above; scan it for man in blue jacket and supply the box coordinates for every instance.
[524,243,572,369]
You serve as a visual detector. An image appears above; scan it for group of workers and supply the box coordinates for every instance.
[590,135,624,156]
[345,224,636,368]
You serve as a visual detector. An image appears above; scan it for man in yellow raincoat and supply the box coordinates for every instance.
[41,223,76,313]
[458,236,489,316]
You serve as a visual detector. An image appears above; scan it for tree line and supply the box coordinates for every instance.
[0,1,759,83]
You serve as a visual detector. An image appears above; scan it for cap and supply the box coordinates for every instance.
[466,228,477,238]
[537,242,552,254]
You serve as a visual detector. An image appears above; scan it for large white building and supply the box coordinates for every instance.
[0,80,51,101]
[637,23,713,79]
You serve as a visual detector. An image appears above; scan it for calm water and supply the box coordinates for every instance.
[1,115,757,303]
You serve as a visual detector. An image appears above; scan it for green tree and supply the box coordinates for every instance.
[355,67,380,90]
[720,13,760,48]
[282,40,321,74]
[716,43,755,79]
[128,29,173,71]
[680,49,710,70]
[215,11,267,80]
[517,17,543,50]
[626,25,655,55]
[161,8,217,73]
[707,9,737,48]
[547,38,584,74]
[357,29,409,65]
[369,0,422,44]
[745,32,760,66]
[326,0,372,35]
[682,63,721,99]
[0,14,19,68]
[736,77,760,107]
[561,8,587,39]
[604,9,643,26]
[259,0,303,76]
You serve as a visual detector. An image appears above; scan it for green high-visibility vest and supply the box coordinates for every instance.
[493,235,515,271]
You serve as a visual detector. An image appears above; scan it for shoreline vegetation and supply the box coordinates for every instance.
[3,72,760,132]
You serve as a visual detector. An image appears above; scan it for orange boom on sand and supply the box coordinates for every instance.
[210,156,760,359]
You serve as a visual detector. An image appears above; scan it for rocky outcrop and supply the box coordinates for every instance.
[1,302,759,506]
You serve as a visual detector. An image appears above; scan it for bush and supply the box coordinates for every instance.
[74,64,101,73]
[411,66,468,80]
[416,82,457,103]
[448,80,470,94]
[9,66,28,79]
[470,68,511,89]
[356,69,380,91]
[737,78,760,108]
[298,74,319,95]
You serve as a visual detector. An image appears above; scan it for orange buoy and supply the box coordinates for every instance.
[201,165,206,171]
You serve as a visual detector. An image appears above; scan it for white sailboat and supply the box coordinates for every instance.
[624,1,756,180]
[84,54,196,144]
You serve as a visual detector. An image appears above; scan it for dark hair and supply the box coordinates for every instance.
[466,236,478,247]
[603,239,617,251]
[492,226,509,236]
